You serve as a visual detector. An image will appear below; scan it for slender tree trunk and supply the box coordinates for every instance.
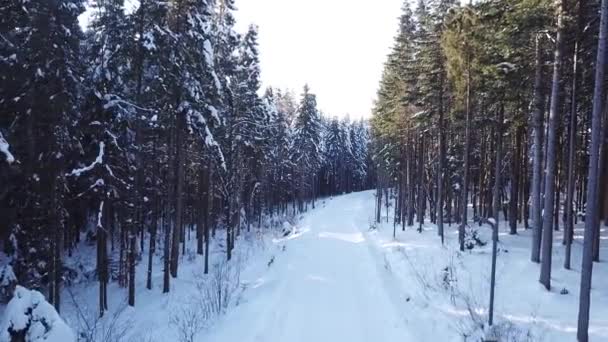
[509,127,522,234]
[147,196,157,290]
[163,126,173,293]
[407,132,415,226]
[531,34,546,263]
[51,173,62,313]
[460,54,473,251]
[205,168,213,274]
[489,104,504,328]
[97,201,107,316]
[171,111,185,278]
[418,133,425,232]
[539,0,565,290]
[593,104,608,261]
[564,0,581,268]
[197,164,207,255]
[128,228,136,306]
[438,73,446,244]
[578,0,607,336]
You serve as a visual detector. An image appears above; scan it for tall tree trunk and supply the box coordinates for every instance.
[592,103,608,261]
[509,126,522,234]
[163,126,174,293]
[539,0,565,290]
[51,173,62,313]
[171,112,185,278]
[438,72,446,244]
[531,34,546,263]
[459,53,473,251]
[564,0,582,268]
[489,104,504,327]
[197,164,207,255]
[407,132,415,226]
[97,201,107,316]
[578,0,607,336]
[205,168,213,274]
[418,133,425,232]
[147,196,157,290]
[128,228,136,306]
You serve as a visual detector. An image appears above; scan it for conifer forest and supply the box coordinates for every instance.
[1,0,608,341]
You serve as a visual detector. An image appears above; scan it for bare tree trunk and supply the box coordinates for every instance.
[205,168,213,274]
[531,34,546,263]
[171,112,185,278]
[97,201,107,316]
[509,126,522,234]
[564,0,582,269]
[539,0,565,290]
[128,228,136,306]
[147,196,157,290]
[407,132,415,226]
[459,54,472,251]
[593,104,608,261]
[418,133,425,232]
[438,73,446,244]
[578,0,607,336]
[197,164,207,255]
[375,179,382,223]
[489,104,504,327]
[163,127,173,293]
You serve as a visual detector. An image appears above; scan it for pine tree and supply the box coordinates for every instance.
[293,85,322,211]
[0,0,85,312]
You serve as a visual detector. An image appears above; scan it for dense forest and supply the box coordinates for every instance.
[2,0,608,340]
[0,0,372,323]
[370,0,608,340]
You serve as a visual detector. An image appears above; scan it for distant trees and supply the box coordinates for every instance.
[370,0,608,338]
[0,0,372,321]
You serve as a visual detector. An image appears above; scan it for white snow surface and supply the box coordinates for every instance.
[4,191,605,341]
[205,192,415,342]
[0,286,76,342]
[204,191,608,341]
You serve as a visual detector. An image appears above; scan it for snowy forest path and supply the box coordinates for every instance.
[205,191,416,342]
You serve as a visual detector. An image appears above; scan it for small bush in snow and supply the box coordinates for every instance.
[482,321,536,342]
[169,305,206,342]
[464,226,486,250]
[440,255,459,305]
[66,287,133,342]
[368,220,378,231]
[0,285,76,342]
[195,256,242,316]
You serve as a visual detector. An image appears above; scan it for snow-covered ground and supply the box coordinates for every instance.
[3,190,607,341]
[203,190,608,341]
[55,217,293,342]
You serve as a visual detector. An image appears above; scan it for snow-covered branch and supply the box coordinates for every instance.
[0,132,15,164]
[103,94,156,112]
[67,142,105,177]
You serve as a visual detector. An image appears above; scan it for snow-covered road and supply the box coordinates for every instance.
[206,191,415,342]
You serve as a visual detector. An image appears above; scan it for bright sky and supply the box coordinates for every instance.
[235,0,403,119]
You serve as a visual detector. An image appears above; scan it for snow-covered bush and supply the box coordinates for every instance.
[0,264,17,303]
[0,286,76,342]
[464,226,486,250]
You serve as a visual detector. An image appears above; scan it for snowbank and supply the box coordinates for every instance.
[0,286,75,342]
